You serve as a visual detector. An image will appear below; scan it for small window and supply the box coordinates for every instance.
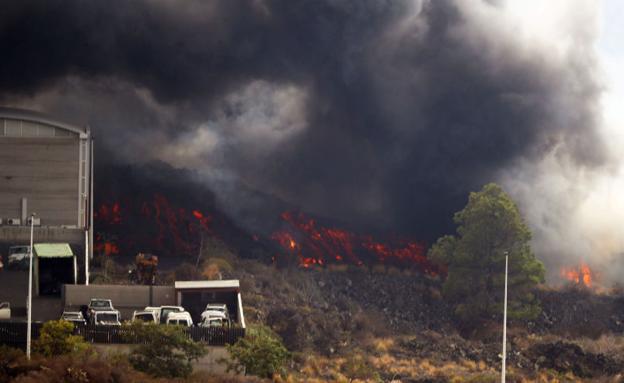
[22,121,38,136]
[5,119,21,136]
[38,124,55,137]
[54,128,71,137]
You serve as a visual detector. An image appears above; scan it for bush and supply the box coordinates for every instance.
[225,325,291,379]
[33,320,90,357]
[342,354,382,382]
[0,345,38,381]
[127,322,206,378]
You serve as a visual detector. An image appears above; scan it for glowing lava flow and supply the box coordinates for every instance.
[560,263,593,288]
[271,211,440,274]
[94,194,213,257]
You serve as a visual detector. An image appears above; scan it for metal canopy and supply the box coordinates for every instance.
[34,243,74,258]
[174,280,240,290]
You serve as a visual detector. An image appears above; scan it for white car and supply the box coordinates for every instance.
[92,311,121,326]
[200,316,229,328]
[204,304,229,317]
[7,246,30,270]
[144,306,186,324]
[0,302,10,319]
[165,311,193,327]
[200,309,230,328]
[61,311,86,325]
[132,310,158,324]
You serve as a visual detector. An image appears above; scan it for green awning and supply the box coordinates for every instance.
[34,243,74,258]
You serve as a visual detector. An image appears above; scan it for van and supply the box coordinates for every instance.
[165,311,193,327]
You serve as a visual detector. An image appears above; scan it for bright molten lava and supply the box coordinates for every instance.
[560,263,593,288]
[94,194,213,258]
[271,211,441,274]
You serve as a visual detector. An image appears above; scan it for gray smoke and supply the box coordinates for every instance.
[0,0,615,275]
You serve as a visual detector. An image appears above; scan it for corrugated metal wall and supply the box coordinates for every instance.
[0,136,80,226]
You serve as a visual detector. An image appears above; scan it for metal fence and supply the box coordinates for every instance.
[0,322,245,348]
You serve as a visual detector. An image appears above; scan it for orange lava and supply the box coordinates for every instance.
[271,211,440,274]
[560,263,593,288]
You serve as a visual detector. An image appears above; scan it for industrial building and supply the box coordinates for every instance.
[0,107,93,287]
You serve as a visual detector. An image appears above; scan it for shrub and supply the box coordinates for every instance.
[342,354,382,382]
[33,320,90,357]
[0,345,38,381]
[225,325,291,379]
[126,322,206,378]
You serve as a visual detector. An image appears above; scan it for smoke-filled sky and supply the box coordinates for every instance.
[1,0,622,281]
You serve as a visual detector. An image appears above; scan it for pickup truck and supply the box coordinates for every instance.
[0,302,10,319]
[91,311,121,326]
[87,299,120,321]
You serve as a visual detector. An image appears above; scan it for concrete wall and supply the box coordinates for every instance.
[63,284,176,320]
[0,226,83,245]
[0,137,80,227]
[0,270,64,321]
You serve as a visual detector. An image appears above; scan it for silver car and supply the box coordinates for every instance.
[61,311,86,325]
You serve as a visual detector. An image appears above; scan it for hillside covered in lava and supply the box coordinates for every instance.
[94,163,443,275]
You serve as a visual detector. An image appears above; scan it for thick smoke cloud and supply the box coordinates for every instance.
[0,1,611,258]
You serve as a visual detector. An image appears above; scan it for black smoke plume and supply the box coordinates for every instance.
[0,0,608,245]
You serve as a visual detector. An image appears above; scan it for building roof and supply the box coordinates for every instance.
[0,107,88,137]
[34,243,74,258]
[174,280,240,290]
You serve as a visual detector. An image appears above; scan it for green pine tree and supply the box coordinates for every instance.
[429,183,545,326]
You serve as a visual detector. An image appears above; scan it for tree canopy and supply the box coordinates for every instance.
[429,183,545,325]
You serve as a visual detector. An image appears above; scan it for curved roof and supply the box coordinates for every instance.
[0,107,88,136]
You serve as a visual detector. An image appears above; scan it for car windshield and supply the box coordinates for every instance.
[97,313,118,322]
[91,301,111,308]
[63,313,81,319]
[209,319,222,326]
[9,247,29,254]
[161,308,181,319]
[0,302,9,309]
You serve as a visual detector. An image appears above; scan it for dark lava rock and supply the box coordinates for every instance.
[529,341,624,378]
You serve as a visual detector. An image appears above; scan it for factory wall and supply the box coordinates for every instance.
[0,137,79,227]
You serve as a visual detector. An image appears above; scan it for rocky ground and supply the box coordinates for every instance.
[229,260,624,382]
[93,255,624,381]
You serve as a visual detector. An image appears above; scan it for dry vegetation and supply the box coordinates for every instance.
[80,247,624,382]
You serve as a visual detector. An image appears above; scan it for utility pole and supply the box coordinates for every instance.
[26,213,36,360]
[194,232,204,279]
[501,251,509,383]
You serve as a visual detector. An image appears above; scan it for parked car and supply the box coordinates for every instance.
[199,316,229,328]
[7,246,30,270]
[144,305,186,324]
[200,309,230,328]
[204,303,229,317]
[0,302,10,319]
[61,311,86,325]
[91,311,121,326]
[132,310,158,324]
[165,311,193,327]
[88,299,120,321]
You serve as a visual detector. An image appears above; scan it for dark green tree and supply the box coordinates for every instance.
[127,322,205,378]
[429,183,545,325]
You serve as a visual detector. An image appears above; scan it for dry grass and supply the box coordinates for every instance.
[572,334,624,356]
